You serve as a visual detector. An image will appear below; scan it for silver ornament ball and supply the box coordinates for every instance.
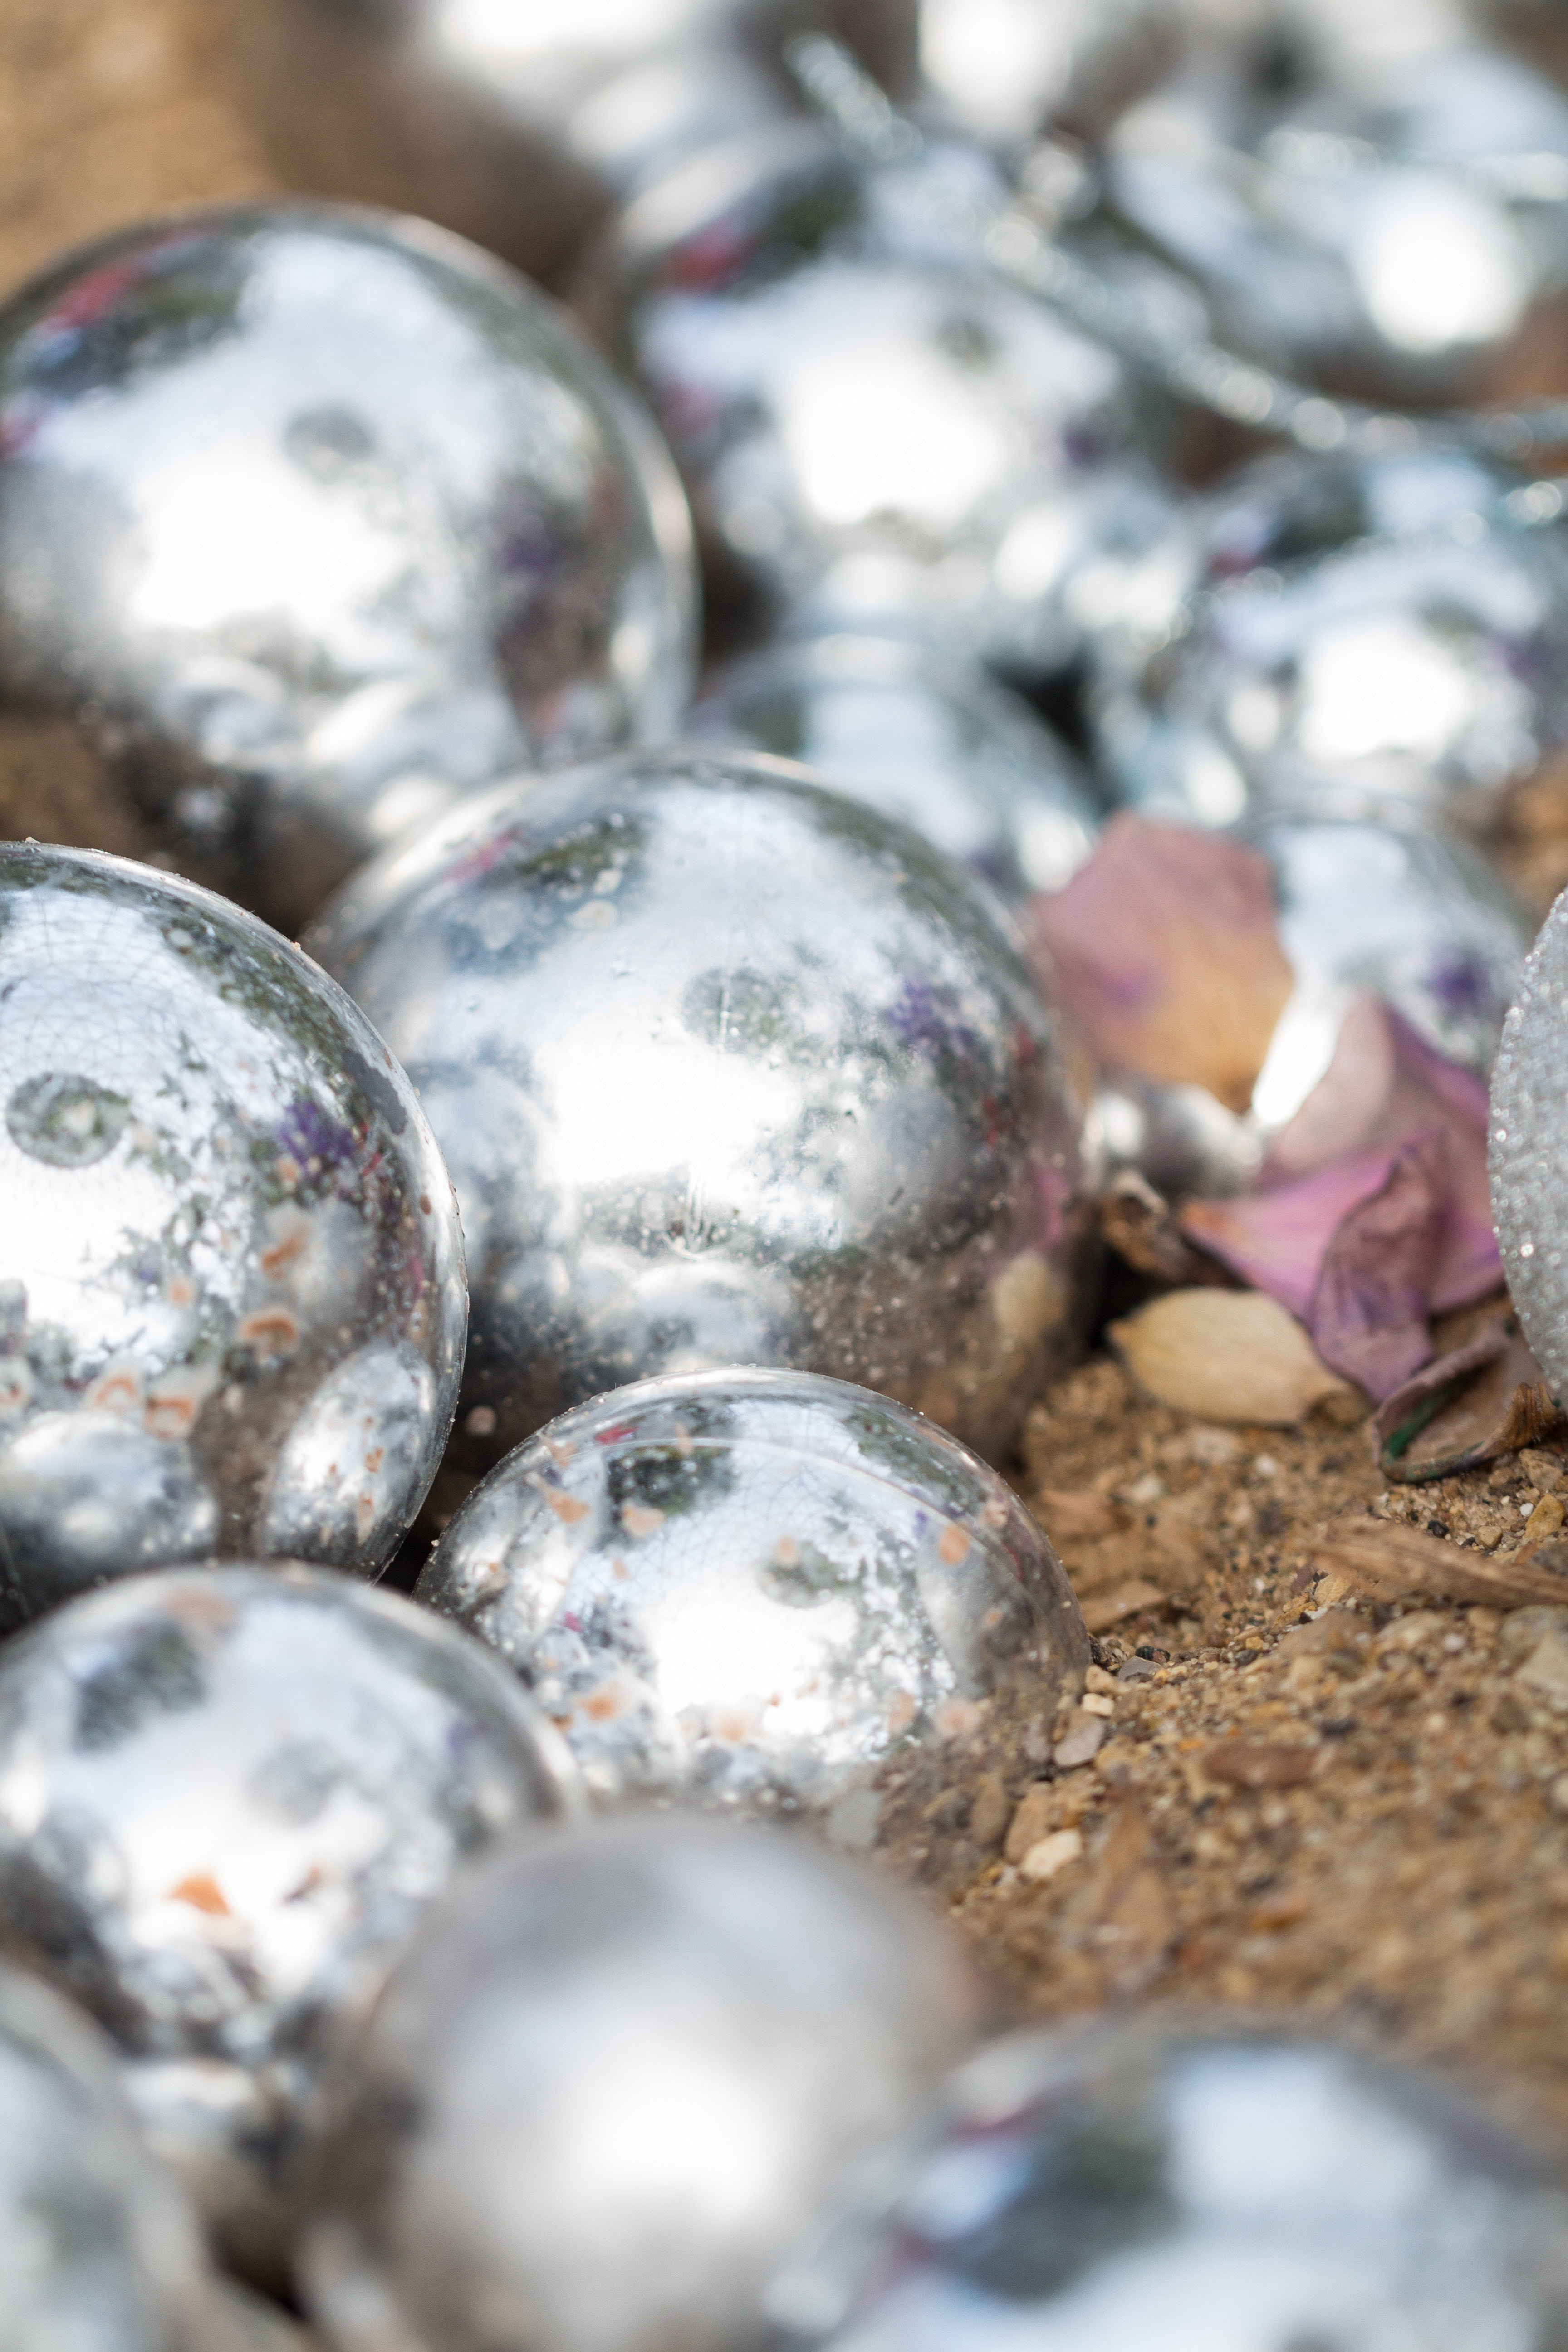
[299,1812,977,2352]
[310,746,1092,1466]
[688,630,1098,905]
[417,1366,1088,1825]
[823,2019,1568,2349]
[0,1563,581,2282]
[0,845,465,1621]
[1490,888,1568,1408]
[0,202,697,934]
[0,1959,236,2352]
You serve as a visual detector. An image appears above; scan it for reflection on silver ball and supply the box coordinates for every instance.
[0,1959,235,2352]
[688,631,1098,904]
[0,203,697,934]
[582,124,1171,672]
[1090,448,1568,833]
[417,1367,1088,1823]
[311,748,1091,1466]
[823,2020,1568,2349]
[0,846,465,1621]
[0,1564,581,2284]
[300,1813,977,2352]
[217,0,918,287]
[1490,890,1568,1406]
[919,0,1179,147]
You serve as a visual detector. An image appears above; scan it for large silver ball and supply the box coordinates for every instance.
[310,747,1091,1467]
[0,1563,582,2284]
[1089,447,1568,833]
[216,0,919,289]
[0,1959,237,2352]
[299,1812,977,2352]
[688,631,1098,906]
[416,1366,1088,1825]
[579,125,1172,673]
[0,204,697,935]
[0,846,466,1622]
[918,0,1179,148]
[823,2020,1568,2349]
[1490,888,1568,1404]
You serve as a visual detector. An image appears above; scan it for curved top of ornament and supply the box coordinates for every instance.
[1490,890,1568,1408]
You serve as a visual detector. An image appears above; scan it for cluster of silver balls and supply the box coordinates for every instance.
[1,0,1568,2344]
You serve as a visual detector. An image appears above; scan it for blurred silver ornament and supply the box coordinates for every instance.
[1490,888,1568,1406]
[687,631,1098,903]
[1088,446,1568,833]
[0,845,465,1623]
[311,746,1091,1465]
[417,1366,1088,1823]
[0,203,696,935]
[216,0,918,288]
[823,2019,1568,2350]
[917,0,1180,150]
[578,122,1178,672]
[300,1811,977,2352]
[0,1958,240,2352]
[0,1563,582,2284]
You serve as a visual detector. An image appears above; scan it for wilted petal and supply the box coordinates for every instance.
[1374,1316,1562,1483]
[1032,814,1292,1112]
[1180,1143,1404,1319]
[1307,1130,1447,1402]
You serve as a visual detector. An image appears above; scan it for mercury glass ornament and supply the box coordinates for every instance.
[0,846,466,1623]
[1089,446,1568,834]
[300,1813,976,2352]
[0,203,697,934]
[217,0,918,288]
[918,0,1178,149]
[417,1366,1088,1823]
[579,122,1175,674]
[687,632,1098,904]
[1488,887,1568,1407]
[0,1563,582,2284]
[0,1959,238,2352]
[821,2020,1568,2350]
[312,747,1091,1466]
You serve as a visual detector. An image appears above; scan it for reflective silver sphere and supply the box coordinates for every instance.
[310,748,1091,1466]
[300,1813,977,2352]
[217,0,918,288]
[1491,888,1568,1404]
[0,1959,237,2352]
[823,2021,1568,2349]
[1089,448,1568,833]
[416,1366,1088,1822]
[0,1564,582,2284]
[918,0,1178,147]
[0,845,465,1622]
[688,632,1098,905]
[0,203,697,934]
[580,125,1172,672]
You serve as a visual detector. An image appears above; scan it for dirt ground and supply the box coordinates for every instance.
[16,0,1568,2170]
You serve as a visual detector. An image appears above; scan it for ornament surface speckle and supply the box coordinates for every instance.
[0,203,697,931]
[0,1563,581,2283]
[0,845,465,1622]
[1491,890,1568,1406]
[299,1812,976,2352]
[310,747,1091,1466]
[417,1366,1088,1818]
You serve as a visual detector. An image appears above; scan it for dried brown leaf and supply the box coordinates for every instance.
[1310,1517,1568,1610]
[1101,1171,1234,1289]
[1376,1321,1567,1483]
[1088,1797,1173,1994]
[1079,1582,1170,1635]
[1202,1742,1323,1789]
[1037,1489,1124,1542]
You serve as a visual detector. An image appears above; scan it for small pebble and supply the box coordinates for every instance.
[968,1773,1010,1852]
[1055,1715,1108,1770]
[1019,1828,1082,1882]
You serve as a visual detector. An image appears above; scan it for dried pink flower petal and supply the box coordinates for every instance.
[1307,1129,1448,1402]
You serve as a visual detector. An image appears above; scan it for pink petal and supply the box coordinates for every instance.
[1307,1130,1448,1402]
[1179,1143,1408,1320]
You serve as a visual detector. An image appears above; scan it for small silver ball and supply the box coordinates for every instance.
[0,1959,235,2352]
[581,125,1172,673]
[0,203,697,933]
[0,846,466,1620]
[311,747,1092,1465]
[688,631,1098,904]
[1490,890,1568,1402]
[824,2020,1568,2348]
[299,1812,977,2352]
[416,1366,1088,1823]
[0,1563,581,2281]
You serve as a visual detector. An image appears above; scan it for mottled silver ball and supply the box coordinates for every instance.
[1490,889,1568,1405]
[580,125,1173,673]
[310,747,1092,1466]
[217,0,918,287]
[0,203,697,933]
[0,846,466,1622]
[417,1367,1088,1825]
[0,1959,236,2352]
[823,2021,1568,2350]
[1089,447,1568,833]
[918,0,1178,147]
[300,1812,977,2352]
[688,632,1098,905]
[0,1563,581,2284]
